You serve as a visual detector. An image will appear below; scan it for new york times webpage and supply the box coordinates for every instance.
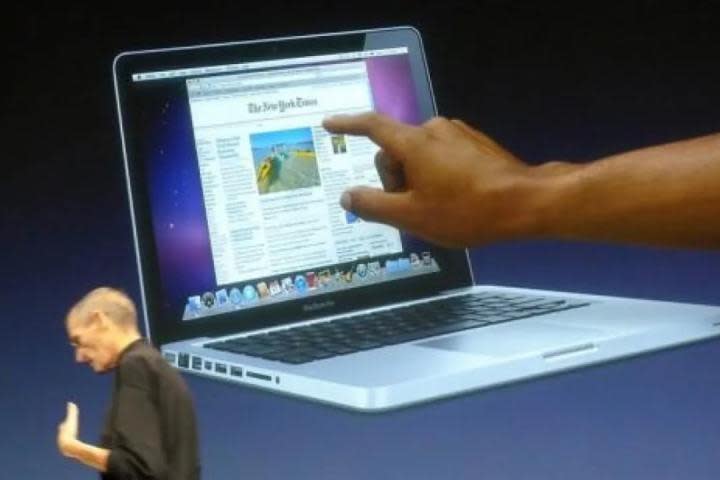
[188,61,403,286]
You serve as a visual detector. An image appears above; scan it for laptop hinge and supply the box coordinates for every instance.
[438,286,476,297]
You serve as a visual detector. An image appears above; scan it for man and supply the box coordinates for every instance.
[57,287,200,479]
[322,113,720,249]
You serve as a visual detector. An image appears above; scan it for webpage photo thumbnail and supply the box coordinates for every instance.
[250,127,321,195]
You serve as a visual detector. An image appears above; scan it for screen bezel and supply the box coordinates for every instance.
[113,27,474,345]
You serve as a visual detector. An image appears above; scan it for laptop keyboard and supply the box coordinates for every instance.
[205,292,590,365]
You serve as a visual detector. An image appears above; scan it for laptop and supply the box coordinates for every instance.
[113,26,720,411]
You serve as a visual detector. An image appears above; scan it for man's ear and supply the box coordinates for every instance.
[88,311,107,330]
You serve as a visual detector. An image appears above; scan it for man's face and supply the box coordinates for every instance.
[66,314,116,373]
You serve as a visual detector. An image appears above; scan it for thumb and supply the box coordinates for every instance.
[67,402,78,420]
[340,186,413,229]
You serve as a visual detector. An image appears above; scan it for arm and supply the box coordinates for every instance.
[535,134,720,248]
[323,113,720,249]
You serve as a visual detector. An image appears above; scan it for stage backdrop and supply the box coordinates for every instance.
[3,4,719,479]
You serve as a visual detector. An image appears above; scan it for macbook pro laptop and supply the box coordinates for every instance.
[113,26,720,411]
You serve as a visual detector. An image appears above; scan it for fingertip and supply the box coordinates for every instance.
[321,115,334,127]
[344,187,412,228]
[322,114,346,131]
[339,190,353,211]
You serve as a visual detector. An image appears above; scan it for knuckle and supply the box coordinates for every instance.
[365,111,382,121]
[425,116,450,130]
[392,129,414,149]
[363,111,383,128]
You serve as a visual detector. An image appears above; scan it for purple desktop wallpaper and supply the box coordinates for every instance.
[4,4,720,480]
[145,96,213,310]
[144,54,423,312]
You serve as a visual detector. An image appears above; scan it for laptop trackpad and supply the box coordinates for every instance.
[418,322,603,358]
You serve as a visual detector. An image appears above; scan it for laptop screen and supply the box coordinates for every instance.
[115,28,473,343]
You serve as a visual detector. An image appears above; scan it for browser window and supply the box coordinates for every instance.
[187,61,403,286]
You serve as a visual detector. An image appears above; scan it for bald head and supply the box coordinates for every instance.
[67,287,138,332]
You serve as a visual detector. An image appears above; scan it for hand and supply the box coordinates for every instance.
[323,113,545,247]
[57,402,79,457]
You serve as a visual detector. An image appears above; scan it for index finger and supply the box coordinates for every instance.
[322,112,417,157]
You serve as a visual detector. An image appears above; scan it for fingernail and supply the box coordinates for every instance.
[340,191,352,211]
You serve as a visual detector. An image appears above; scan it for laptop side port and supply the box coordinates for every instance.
[163,351,177,366]
[191,356,203,371]
[230,366,243,377]
[214,363,228,374]
[246,371,272,382]
[177,353,190,369]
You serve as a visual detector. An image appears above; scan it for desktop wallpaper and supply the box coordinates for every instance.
[3,3,720,479]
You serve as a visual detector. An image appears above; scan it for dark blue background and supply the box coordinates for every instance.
[3,3,719,479]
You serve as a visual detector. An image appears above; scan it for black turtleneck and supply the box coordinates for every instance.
[100,339,200,480]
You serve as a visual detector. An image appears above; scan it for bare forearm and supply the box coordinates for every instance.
[528,133,720,248]
[63,439,109,472]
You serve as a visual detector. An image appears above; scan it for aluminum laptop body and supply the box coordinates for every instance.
[113,26,720,411]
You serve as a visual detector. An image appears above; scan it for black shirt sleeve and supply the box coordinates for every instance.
[105,356,168,480]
